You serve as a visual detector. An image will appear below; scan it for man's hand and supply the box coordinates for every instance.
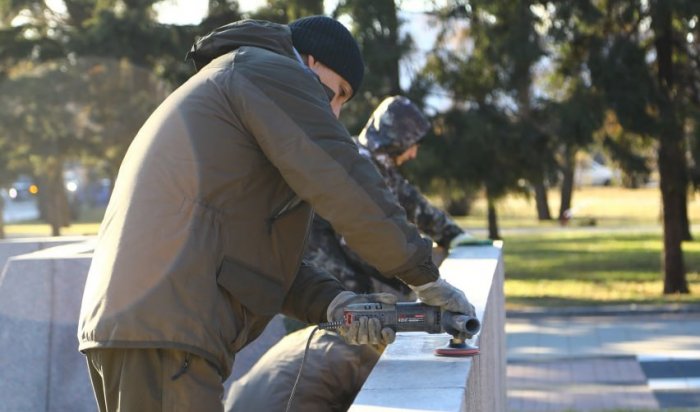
[410,278,477,339]
[326,291,397,345]
[410,278,475,318]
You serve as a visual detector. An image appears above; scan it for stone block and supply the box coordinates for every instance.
[0,239,295,410]
[0,249,94,412]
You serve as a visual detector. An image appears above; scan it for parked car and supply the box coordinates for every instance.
[575,159,619,187]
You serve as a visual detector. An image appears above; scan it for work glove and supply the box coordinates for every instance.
[410,278,477,337]
[326,291,398,346]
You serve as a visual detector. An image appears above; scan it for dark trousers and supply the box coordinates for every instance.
[85,348,224,412]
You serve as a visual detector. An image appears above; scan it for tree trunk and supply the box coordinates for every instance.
[386,0,402,95]
[559,148,576,220]
[0,197,5,239]
[659,139,689,293]
[533,181,552,220]
[680,185,692,241]
[40,160,71,237]
[652,1,689,293]
[487,196,500,240]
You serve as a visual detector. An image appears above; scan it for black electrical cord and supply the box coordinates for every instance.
[284,322,343,412]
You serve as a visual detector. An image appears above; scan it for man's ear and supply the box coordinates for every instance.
[299,53,310,66]
[306,55,321,68]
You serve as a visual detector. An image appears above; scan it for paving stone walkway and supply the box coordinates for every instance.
[506,311,700,411]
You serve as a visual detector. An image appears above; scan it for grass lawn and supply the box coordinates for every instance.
[455,186,700,229]
[503,231,700,309]
[5,186,700,308]
[451,186,700,309]
[3,205,104,237]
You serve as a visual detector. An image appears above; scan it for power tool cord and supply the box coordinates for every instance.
[285,321,342,412]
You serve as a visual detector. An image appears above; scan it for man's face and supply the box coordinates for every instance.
[307,55,352,118]
[395,144,419,166]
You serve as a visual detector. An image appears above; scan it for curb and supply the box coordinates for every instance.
[506,303,700,318]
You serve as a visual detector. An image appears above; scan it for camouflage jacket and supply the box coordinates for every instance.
[305,143,464,296]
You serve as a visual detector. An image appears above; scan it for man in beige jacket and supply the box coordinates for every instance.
[78,16,474,411]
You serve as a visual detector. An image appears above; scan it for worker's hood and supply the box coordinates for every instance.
[186,19,297,71]
[358,96,431,158]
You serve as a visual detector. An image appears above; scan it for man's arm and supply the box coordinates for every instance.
[281,262,345,324]
[393,172,464,249]
[230,50,436,287]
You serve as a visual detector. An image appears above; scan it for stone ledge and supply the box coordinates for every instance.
[0,236,90,275]
[350,242,506,412]
[0,246,94,411]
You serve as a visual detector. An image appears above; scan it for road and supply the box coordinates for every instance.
[1,197,40,223]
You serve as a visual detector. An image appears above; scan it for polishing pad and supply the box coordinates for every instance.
[434,339,480,357]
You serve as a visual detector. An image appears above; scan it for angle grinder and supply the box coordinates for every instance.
[323,301,481,357]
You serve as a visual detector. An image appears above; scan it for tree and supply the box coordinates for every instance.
[200,0,243,31]
[417,1,544,237]
[577,0,700,293]
[79,58,171,189]
[248,0,322,24]
[601,111,653,189]
[549,85,604,220]
[0,0,197,234]
[0,62,87,235]
[333,0,411,133]
[434,106,525,239]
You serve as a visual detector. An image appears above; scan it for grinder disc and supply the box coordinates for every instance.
[434,339,480,357]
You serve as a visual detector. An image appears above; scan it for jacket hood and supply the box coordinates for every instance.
[186,20,297,71]
[358,96,430,158]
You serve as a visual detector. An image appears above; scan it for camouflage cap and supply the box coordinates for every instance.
[358,96,430,158]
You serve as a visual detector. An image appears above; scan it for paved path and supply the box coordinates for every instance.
[507,312,700,411]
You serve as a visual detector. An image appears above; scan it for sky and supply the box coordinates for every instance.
[154,0,266,25]
[42,0,439,28]
[154,0,437,25]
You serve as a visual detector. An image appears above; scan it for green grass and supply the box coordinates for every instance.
[454,186,689,229]
[4,222,101,237]
[503,231,700,308]
[439,186,700,309]
[3,205,104,237]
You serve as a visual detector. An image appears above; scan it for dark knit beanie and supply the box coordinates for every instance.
[288,16,364,98]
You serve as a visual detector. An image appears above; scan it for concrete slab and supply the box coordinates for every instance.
[507,357,659,411]
[507,313,700,411]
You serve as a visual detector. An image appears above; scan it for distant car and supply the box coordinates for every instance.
[8,176,38,201]
[575,159,617,187]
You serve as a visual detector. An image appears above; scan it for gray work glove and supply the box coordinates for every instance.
[410,278,477,337]
[326,291,398,346]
